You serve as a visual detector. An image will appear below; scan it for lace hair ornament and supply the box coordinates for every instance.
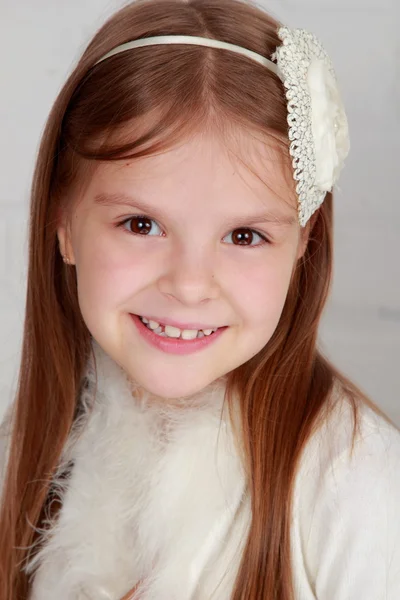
[94,29,350,227]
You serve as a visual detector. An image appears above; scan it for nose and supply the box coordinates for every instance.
[157,245,220,307]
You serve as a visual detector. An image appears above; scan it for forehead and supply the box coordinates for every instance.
[84,128,298,220]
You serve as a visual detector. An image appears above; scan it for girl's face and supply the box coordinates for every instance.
[58,130,307,399]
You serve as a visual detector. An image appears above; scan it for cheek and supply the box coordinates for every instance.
[231,262,292,362]
[72,224,150,314]
[234,250,296,339]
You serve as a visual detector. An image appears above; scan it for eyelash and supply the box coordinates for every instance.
[116,215,271,248]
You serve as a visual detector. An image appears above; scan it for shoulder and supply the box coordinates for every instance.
[291,383,400,599]
[297,383,400,486]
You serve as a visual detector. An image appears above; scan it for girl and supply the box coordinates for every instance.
[1,0,399,598]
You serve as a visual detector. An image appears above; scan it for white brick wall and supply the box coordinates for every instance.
[1,0,399,424]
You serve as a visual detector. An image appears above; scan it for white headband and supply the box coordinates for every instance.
[94,29,350,227]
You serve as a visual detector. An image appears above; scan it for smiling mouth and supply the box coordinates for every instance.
[137,315,220,340]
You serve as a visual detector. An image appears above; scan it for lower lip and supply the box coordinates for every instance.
[130,314,228,355]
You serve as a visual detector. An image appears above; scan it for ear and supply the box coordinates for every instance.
[57,218,76,266]
[296,211,318,260]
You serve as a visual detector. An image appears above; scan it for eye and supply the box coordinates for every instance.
[119,216,163,236]
[118,217,269,248]
[223,228,269,248]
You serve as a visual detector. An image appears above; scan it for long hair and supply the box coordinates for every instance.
[0,0,381,597]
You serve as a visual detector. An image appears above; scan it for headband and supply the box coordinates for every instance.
[94,29,350,227]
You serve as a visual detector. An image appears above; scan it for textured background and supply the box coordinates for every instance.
[0,0,399,424]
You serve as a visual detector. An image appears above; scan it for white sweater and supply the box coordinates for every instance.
[1,343,400,599]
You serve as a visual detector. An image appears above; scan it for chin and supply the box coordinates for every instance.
[120,361,220,402]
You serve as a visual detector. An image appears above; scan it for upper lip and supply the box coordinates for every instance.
[136,314,224,331]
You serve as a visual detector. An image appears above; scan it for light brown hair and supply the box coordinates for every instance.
[0,0,387,598]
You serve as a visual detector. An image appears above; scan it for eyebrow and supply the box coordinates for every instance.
[94,192,297,227]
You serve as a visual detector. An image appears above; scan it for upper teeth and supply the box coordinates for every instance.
[140,316,217,339]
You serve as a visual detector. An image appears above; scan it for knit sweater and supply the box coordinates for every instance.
[1,342,400,599]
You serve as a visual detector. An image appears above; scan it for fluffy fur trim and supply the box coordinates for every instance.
[26,342,250,599]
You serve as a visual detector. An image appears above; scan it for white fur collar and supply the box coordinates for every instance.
[26,342,250,599]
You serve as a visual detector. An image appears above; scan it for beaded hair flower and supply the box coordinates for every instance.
[272,27,350,226]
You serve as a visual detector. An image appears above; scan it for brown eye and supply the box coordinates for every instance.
[232,229,254,245]
[226,228,268,247]
[122,216,162,236]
